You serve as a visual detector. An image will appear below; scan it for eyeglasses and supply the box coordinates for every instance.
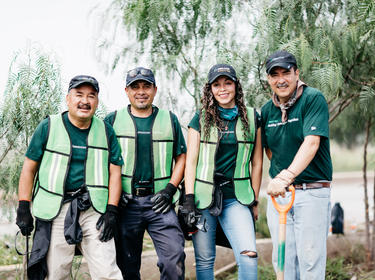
[127,68,153,78]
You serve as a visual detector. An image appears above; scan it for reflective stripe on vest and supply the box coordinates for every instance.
[195,107,256,209]
[113,107,179,202]
[32,114,109,220]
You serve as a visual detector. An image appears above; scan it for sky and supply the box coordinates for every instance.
[0,0,131,110]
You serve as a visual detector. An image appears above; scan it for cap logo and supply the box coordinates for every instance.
[216,67,231,73]
[271,56,287,62]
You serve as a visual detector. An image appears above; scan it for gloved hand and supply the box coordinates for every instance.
[96,204,118,242]
[267,169,295,197]
[119,193,133,208]
[251,200,259,221]
[150,183,177,214]
[16,200,34,236]
[180,194,200,228]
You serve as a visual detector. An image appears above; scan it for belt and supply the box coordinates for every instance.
[134,187,153,196]
[293,182,331,189]
[64,187,87,202]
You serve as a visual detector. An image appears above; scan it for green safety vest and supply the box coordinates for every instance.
[195,107,256,209]
[113,107,180,202]
[32,114,109,221]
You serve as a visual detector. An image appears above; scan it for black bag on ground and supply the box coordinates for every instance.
[331,202,344,234]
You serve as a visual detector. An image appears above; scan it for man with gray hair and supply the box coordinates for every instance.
[16,75,123,279]
[261,51,332,279]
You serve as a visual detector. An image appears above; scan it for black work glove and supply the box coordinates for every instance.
[180,194,200,228]
[16,200,34,236]
[96,204,118,242]
[150,183,177,214]
[119,193,133,208]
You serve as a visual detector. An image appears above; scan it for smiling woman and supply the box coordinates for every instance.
[182,63,263,280]
[210,77,236,109]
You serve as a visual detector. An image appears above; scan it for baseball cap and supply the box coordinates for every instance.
[208,64,237,84]
[266,50,298,74]
[126,67,156,87]
[68,75,99,93]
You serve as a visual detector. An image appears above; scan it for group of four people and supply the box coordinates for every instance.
[15,50,332,280]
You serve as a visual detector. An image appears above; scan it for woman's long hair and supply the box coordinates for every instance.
[200,80,250,142]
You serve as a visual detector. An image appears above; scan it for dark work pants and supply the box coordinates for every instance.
[116,195,185,280]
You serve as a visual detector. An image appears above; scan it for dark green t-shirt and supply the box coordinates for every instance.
[105,106,187,189]
[26,112,124,191]
[261,86,332,183]
[188,110,261,199]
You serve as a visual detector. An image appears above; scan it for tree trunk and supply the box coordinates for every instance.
[372,164,375,264]
[369,116,375,264]
[363,118,371,263]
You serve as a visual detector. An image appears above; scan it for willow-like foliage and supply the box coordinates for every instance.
[242,0,375,121]
[0,46,63,196]
[97,0,238,113]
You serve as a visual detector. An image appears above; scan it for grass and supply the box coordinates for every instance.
[0,234,23,265]
[261,141,375,175]
[219,242,375,280]
[255,197,271,238]
[218,258,354,280]
[330,142,375,172]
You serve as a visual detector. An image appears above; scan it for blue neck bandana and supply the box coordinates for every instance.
[218,105,238,120]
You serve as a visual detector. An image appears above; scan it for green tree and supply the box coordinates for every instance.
[239,0,375,121]
[97,0,239,111]
[0,46,63,198]
[245,0,375,264]
[98,0,375,268]
[358,85,375,262]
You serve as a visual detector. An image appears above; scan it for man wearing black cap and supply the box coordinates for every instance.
[261,51,332,279]
[105,67,186,279]
[16,75,123,279]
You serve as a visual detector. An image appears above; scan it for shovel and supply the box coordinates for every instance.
[271,186,295,280]
[15,231,30,280]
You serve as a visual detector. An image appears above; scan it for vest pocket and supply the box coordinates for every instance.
[195,180,214,209]
[32,185,63,220]
[233,179,255,205]
[87,186,108,214]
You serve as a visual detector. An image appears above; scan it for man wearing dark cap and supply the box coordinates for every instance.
[16,75,123,279]
[261,51,332,279]
[105,67,186,279]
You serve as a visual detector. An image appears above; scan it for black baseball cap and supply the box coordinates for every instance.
[68,75,99,93]
[266,50,298,74]
[208,64,237,84]
[126,67,156,87]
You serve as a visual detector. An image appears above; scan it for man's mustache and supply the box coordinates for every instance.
[78,104,91,109]
[277,82,288,88]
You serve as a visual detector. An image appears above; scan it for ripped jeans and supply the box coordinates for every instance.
[192,199,257,280]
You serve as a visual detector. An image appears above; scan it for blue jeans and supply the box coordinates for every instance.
[192,199,257,280]
[116,195,185,280]
[267,187,331,280]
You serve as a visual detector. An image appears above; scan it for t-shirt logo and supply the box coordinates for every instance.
[311,126,317,130]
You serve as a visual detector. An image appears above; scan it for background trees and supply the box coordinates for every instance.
[0,0,374,266]
[97,0,375,264]
[0,46,63,200]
